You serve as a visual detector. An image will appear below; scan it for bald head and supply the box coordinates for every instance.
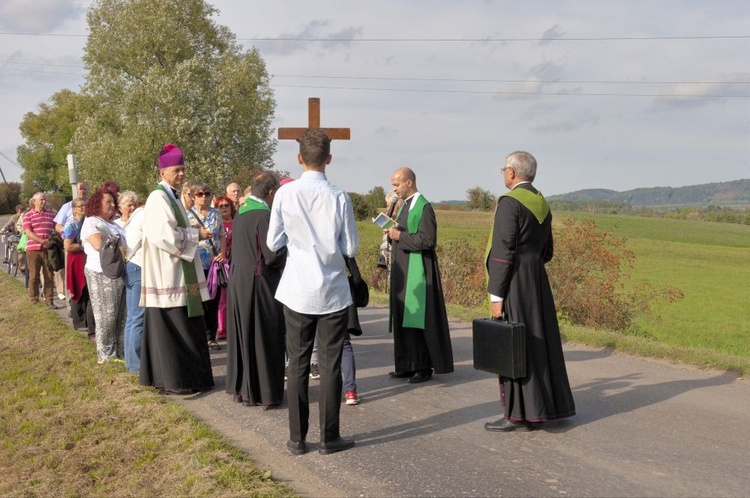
[391,167,418,200]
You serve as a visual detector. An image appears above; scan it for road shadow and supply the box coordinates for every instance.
[572,371,737,426]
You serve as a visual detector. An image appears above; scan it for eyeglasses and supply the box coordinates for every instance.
[194,191,212,197]
[217,204,231,208]
[501,166,514,173]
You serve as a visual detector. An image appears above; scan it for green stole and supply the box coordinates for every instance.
[399,194,429,329]
[238,197,270,215]
[483,185,550,315]
[155,185,204,318]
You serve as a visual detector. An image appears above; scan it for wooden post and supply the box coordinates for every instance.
[277,98,351,141]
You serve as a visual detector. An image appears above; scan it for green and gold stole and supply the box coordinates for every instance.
[400,194,429,329]
[155,185,204,318]
[238,197,269,215]
[483,186,550,314]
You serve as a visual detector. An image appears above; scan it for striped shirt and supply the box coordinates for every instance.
[23,209,56,251]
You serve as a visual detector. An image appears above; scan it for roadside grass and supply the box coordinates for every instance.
[0,274,298,497]
[358,208,750,375]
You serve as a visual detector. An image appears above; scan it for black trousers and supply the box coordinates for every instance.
[284,305,348,444]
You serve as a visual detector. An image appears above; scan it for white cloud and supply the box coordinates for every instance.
[0,0,748,198]
[0,0,85,32]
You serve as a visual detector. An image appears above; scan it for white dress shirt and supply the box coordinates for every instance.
[267,170,359,314]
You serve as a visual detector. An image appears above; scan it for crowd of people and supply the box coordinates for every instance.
[1,132,575,455]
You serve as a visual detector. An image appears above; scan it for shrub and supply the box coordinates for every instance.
[436,238,487,308]
[547,218,682,331]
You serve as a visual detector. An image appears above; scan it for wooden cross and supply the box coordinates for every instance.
[277,97,351,141]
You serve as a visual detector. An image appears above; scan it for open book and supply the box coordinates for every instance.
[372,212,397,230]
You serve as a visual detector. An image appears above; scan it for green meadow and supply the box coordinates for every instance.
[357,209,750,374]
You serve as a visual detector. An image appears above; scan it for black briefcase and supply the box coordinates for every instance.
[472,318,527,379]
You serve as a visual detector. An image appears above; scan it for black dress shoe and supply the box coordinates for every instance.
[287,439,307,456]
[389,371,414,378]
[319,437,355,455]
[484,418,532,432]
[406,370,432,384]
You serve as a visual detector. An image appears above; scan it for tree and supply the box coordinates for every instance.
[72,0,276,198]
[17,89,89,199]
[466,186,496,211]
[0,182,23,214]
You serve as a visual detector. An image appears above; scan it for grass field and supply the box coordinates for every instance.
[0,275,297,496]
[358,209,750,374]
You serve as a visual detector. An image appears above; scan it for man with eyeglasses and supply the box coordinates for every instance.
[139,144,215,395]
[484,151,576,432]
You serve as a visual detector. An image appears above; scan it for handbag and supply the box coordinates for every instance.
[17,232,27,252]
[190,208,227,287]
[345,256,369,308]
[472,316,527,379]
[99,232,125,279]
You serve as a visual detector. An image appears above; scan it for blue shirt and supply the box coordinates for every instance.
[267,170,359,314]
[54,200,73,227]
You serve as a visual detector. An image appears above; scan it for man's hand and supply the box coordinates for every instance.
[490,301,504,320]
[385,227,400,241]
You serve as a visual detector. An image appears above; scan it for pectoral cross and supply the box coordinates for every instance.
[277,98,351,141]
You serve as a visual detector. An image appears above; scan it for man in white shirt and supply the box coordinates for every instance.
[268,128,359,456]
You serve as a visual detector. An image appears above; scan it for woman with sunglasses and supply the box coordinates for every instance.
[186,182,226,350]
[214,195,236,341]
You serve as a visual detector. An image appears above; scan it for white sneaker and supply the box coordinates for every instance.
[58,293,66,300]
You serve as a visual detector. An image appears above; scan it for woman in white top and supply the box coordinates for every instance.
[81,184,127,364]
[114,190,138,229]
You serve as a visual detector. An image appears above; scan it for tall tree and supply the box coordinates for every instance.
[73,0,276,197]
[17,89,88,199]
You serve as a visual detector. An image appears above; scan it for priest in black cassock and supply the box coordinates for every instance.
[484,151,576,432]
[225,172,287,408]
[385,167,454,384]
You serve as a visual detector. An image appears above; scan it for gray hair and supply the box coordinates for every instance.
[118,190,139,206]
[385,190,399,203]
[506,151,537,182]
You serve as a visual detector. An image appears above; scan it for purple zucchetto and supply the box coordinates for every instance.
[158,143,184,169]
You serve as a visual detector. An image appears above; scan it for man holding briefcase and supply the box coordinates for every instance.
[485,151,576,432]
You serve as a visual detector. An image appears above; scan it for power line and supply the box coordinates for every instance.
[1,61,747,86]
[273,83,749,98]
[1,32,748,42]
[245,35,750,42]
[271,74,750,85]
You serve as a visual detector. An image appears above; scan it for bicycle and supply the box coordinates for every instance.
[2,232,19,277]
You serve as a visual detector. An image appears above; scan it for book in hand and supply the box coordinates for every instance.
[372,212,397,230]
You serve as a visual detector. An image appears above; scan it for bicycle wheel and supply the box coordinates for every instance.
[9,246,18,277]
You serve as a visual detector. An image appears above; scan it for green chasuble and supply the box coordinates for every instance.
[483,186,550,314]
[238,197,270,215]
[400,194,430,329]
[155,185,204,318]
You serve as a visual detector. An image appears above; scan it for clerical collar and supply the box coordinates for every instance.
[159,180,179,200]
[404,192,422,211]
[249,195,268,207]
[511,181,531,190]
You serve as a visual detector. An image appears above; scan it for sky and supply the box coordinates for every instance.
[1,0,749,201]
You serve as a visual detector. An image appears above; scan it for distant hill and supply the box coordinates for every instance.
[548,179,750,207]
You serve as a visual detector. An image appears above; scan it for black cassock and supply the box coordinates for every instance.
[390,197,454,374]
[225,207,287,406]
[487,183,575,423]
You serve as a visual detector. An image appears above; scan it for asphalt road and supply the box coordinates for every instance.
[3,213,748,497]
[178,306,748,498]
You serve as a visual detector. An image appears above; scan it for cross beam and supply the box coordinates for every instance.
[277,98,351,141]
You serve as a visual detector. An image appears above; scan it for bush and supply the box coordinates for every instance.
[436,238,486,308]
[546,218,682,331]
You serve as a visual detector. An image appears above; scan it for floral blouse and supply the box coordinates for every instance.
[186,207,223,270]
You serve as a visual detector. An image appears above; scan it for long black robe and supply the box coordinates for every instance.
[390,196,454,374]
[487,183,575,422]
[225,207,287,405]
